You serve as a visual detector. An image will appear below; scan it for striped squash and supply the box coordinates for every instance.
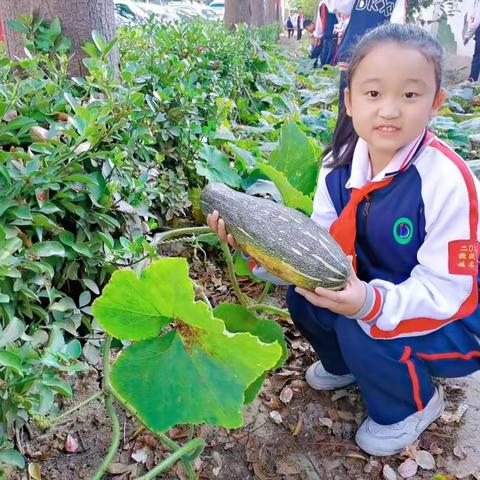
[200,183,350,290]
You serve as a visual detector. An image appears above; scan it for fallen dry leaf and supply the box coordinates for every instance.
[453,445,468,460]
[56,112,69,122]
[212,451,223,477]
[428,441,443,455]
[364,459,380,474]
[279,386,293,404]
[276,460,299,476]
[292,413,304,437]
[441,403,468,424]
[290,379,307,389]
[252,461,273,480]
[397,458,418,478]
[346,452,367,461]
[318,417,333,429]
[331,389,350,402]
[402,442,419,459]
[382,464,397,480]
[414,450,435,470]
[270,372,294,390]
[337,410,355,422]
[28,463,42,480]
[107,463,133,475]
[30,126,50,142]
[131,447,149,464]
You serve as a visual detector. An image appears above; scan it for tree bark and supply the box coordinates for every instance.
[224,0,251,25]
[265,0,277,23]
[250,0,265,26]
[0,0,118,77]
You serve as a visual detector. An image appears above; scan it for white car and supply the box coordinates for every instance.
[208,0,224,17]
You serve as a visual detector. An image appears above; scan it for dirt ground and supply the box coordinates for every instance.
[6,245,480,480]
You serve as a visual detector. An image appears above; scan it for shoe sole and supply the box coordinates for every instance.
[305,370,356,391]
[355,393,445,456]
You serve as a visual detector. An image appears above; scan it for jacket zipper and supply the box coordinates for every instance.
[361,195,381,267]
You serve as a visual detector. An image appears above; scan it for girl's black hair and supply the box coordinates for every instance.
[324,23,444,168]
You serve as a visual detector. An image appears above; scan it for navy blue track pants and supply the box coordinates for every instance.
[286,286,480,425]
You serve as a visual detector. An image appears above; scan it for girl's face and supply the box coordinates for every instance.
[344,42,446,162]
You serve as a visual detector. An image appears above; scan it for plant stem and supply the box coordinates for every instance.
[154,226,211,245]
[135,438,205,480]
[157,433,197,478]
[102,335,113,393]
[91,394,121,480]
[256,282,271,304]
[51,391,104,425]
[248,303,290,318]
[193,281,211,308]
[219,240,248,306]
[92,335,121,480]
[97,343,198,479]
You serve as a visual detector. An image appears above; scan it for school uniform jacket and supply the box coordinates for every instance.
[313,130,480,340]
[327,0,406,67]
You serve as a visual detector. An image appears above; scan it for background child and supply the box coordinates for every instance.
[286,15,295,39]
[296,8,305,40]
[313,0,339,67]
[329,0,406,107]
[207,23,480,457]
[463,1,480,82]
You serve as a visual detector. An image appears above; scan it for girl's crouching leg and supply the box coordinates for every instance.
[286,285,350,375]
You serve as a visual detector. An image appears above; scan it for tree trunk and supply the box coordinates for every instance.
[0,0,118,77]
[224,0,251,25]
[225,0,277,26]
[250,0,265,26]
[265,0,277,23]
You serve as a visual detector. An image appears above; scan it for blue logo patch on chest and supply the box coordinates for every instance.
[393,217,414,245]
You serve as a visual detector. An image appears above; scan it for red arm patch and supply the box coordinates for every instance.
[448,240,479,275]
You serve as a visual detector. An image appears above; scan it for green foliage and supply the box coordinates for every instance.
[0,16,294,455]
[92,258,285,432]
[1,9,478,472]
[8,16,72,54]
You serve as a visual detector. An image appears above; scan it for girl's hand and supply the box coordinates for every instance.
[294,257,366,317]
[206,210,239,249]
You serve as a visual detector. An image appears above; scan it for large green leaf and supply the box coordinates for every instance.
[26,241,65,257]
[268,120,321,195]
[92,258,197,340]
[0,449,25,469]
[94,258,282,432]
[258,163,313,215]
[214,303,287,403]
[0,351,23,376]
[195,145,242,188]
[213,303,287,369]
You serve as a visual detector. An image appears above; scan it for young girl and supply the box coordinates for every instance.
[207,23,480,456]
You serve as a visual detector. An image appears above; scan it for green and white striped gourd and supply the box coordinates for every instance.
[200,183,350,290]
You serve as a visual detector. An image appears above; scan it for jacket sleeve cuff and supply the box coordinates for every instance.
[347,283,384,324]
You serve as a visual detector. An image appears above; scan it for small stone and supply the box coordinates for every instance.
[414,450,435,470]
[269,410,283,424]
